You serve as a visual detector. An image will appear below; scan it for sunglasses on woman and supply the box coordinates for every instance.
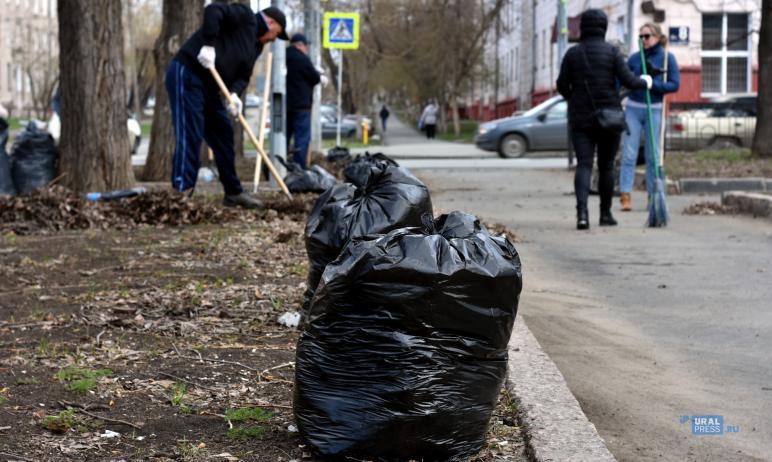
[639,34,653,40]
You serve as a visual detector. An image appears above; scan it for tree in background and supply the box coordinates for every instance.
[58,0,133,192]
[142,0,203,182]
[753,0,771,157]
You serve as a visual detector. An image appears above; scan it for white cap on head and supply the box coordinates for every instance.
[0,103,8,120]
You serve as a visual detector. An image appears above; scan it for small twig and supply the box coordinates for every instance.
[158,372,218,392]
[171,343,259,372]
[95,329,106,347]
[258,361,295,382]
[0,452,36,462]
[58,401,142,430]
[59,400,109,411]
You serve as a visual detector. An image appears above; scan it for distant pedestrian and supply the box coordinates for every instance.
[618,23,679,211]
[419,101,438,139]
[379,105,390,132]
[556,9,652,230]
[286,33,322,168]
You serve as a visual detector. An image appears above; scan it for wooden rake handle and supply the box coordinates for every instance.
[208,66,292,200]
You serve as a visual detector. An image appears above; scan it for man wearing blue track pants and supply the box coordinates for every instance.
[166,3,288,209]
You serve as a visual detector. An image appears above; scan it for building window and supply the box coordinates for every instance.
[700,13,751,95]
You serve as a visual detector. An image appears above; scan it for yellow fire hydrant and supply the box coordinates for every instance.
[362,120,369,145]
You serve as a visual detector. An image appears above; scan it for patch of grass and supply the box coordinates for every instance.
[224,407,273,422]
[140,121,152,138]
[224,407,272,440]
[3,231,17,243]
[0,396,7,406]
[666,148,772,179]
[227,425,266,440]
[288,262,306,276]
[321,138,382,150]
[42,409,77,433]
[170,382,192,414]
[435,120,479,143]
[38,337,51,355]
[270,297,283,311]
[176,438,206,457]
[16,376,40,385]
[56,366,113,393]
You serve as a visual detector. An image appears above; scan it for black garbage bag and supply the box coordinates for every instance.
[10,122,57,194]
[326,145,351,162]
[303,164,432,310]
[0,119,15,196]
[295,211,523,460]
[343,151,399,187]
[283,161,337,194]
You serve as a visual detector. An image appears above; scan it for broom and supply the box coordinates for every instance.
[639,38,669,227]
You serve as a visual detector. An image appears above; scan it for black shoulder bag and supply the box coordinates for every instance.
[580,44,627,133]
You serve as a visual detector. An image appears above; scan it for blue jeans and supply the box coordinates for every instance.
[620,105,661,195]
[287,110,311,167]
[165,60,242,195]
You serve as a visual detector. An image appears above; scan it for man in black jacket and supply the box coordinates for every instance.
[166,3,288,209]
[556,9,651,229]
[285,33,322,168]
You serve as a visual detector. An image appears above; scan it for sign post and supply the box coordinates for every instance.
[323,12,359,146]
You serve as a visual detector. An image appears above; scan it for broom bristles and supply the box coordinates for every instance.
[647,178,669,227]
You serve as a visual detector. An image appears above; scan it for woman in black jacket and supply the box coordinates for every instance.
[557,9,652,230]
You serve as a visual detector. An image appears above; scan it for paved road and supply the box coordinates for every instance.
[378,119,772,461]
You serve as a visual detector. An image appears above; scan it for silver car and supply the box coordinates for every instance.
[475,96,568,158]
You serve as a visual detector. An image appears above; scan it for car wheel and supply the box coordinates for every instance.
[707,136,741,150]
[498,133,527,158]
[131,135,141,155]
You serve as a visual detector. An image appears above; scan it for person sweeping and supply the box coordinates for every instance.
[639,37,670,227]
[166,3,288,209]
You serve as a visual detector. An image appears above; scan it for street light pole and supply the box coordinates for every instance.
[269,0,287,177]
[304,0,322,155]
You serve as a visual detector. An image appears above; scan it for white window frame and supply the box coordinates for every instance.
[700,13,752,96]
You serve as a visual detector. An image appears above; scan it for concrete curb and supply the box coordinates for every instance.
[679,177,771,194]
[721,191,772,219]
[507,318,616,462]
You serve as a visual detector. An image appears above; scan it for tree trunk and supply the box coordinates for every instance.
[753,0,772,157]
[142,0,203,181]
[58,0,133,193]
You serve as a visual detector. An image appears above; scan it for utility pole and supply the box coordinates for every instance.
[557,0,568,63]
[304,0,322,155]
[269,0,287,176]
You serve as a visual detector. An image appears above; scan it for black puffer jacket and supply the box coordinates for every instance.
[557,9,645,130]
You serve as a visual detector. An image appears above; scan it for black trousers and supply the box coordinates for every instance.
[425,124,436,139]
[572,126,620,213]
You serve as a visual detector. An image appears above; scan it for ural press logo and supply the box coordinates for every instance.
[679,415,740,435]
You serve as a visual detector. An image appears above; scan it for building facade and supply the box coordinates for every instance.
[468,0,761,119]
[0,0,58,116]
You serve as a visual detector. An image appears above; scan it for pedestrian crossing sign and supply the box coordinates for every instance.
[323,12,359,49]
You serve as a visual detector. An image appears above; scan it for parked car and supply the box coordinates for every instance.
[244,94,261,109]
[321,114,357,139]
[47,110,142,155]
[667,95,757,150]
[475,96,568,158]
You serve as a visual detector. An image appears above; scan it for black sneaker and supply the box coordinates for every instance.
[599,211,618,226]
[223,192,263,209]
[577,209,589,230]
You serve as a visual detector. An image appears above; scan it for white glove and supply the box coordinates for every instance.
[320,74,329,87]
[640,75,653,90]
[197,45,216,69]
[227,93,242,117]
[315,65,326,75]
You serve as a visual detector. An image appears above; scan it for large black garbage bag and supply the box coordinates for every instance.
[326,145,351,162]
[0,119,15,196]
[295,211,523,460]
[303,164,432,309]
[343,151,399,187]
[10,122,57,194]
[283,162,337,193]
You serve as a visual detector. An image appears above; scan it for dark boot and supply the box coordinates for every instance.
[223,192,263,209]
[599,209,618,226]
[577,208,589,230]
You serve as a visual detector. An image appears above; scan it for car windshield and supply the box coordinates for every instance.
[520,96,564,117]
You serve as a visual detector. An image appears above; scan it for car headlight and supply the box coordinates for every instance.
[478,123,497,135]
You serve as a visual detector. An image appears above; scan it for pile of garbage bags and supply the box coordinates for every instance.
[0,121,58,197]
[294,150,523,460]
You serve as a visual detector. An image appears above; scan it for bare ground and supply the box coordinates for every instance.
[0,188,526,462]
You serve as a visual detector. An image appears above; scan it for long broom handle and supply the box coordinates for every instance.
[208,66,292,200]
[639,39,663,180]
[658,41,669,166]
[254,51,273,192]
